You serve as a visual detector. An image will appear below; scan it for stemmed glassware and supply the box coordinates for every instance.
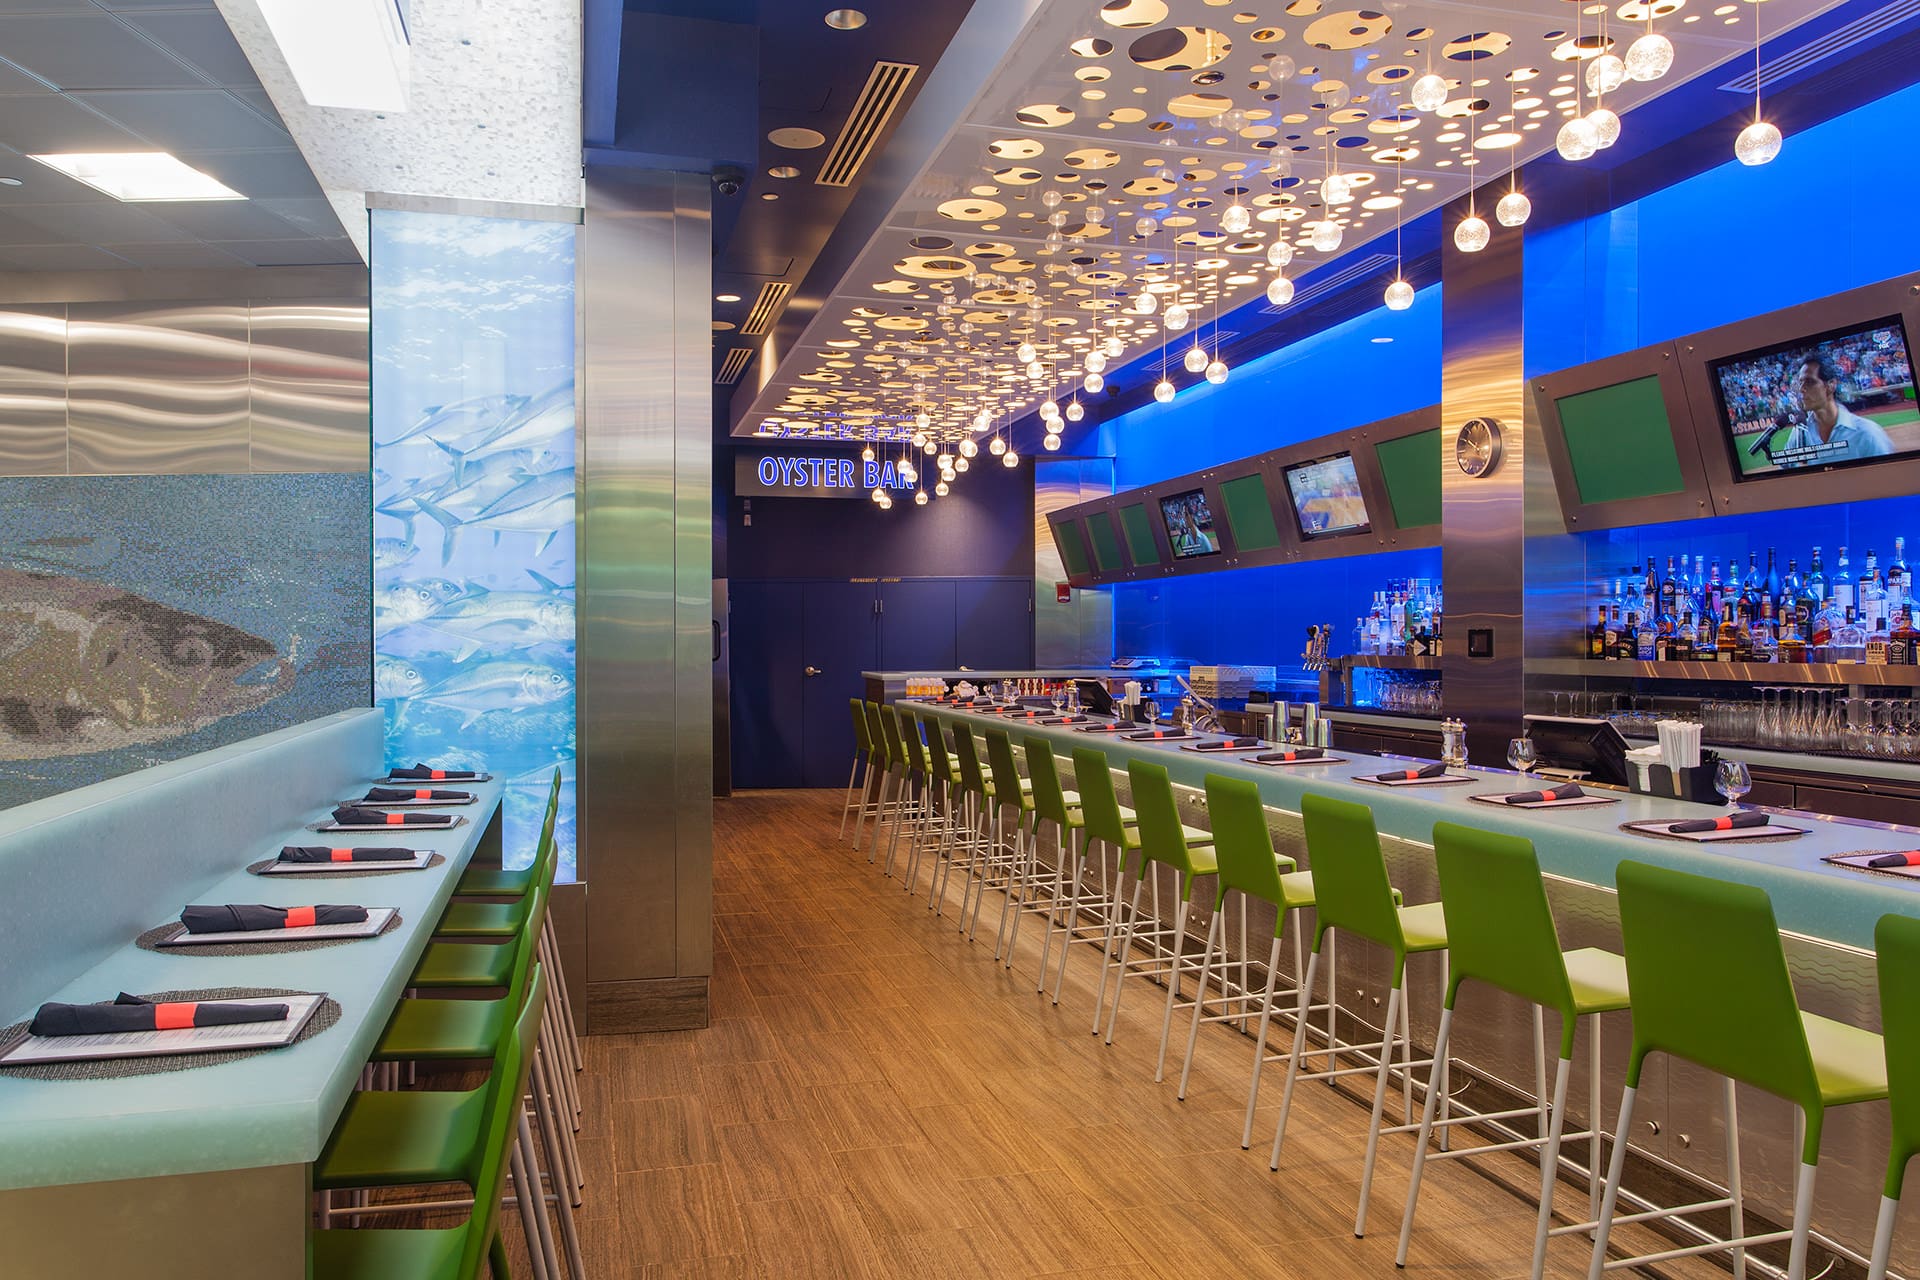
[1507,736,1537,775]
[1050,683,1066,717]
[1715,758,1752,809]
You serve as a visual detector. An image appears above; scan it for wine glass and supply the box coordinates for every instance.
[1507,736,1537,775]
[1050,683,1067,717]
[1714,758,1752,809]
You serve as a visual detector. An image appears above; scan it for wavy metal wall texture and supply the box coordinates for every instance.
[370,210,577,879]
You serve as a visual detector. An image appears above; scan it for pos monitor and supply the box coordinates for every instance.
[1522,715,1632,788]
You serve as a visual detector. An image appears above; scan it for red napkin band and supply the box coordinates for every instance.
[330,848,352,862]
[1404,768,1420,780]
[415,789,432,800]
[1282,752,1298,761]
[285,906,317,928]
[431,770,447,779]
[385,813,405,825]
[154,1002,198,1031]
[1714,815,1734,831]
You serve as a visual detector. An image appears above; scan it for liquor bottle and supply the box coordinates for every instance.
[1778,614,1808,664]
[1706,558,1725,624]
[1764,547,1783,615]
[1808,546,1828,603]
[1635,611,1657,661]
[1891,538,1910,627]
[1604,604,1621,660]
[1862,550,1886,631]
[1715,606,1740,661]
[1690,555,1707,621]
[1589,605,1608,660]
[1695,609,1713,652]
[1641,561,1659,621]
[1832,606,1866,664]
[1658,555,1678,620]
[1782,559,1804,630]
[1671,615,1694,660]
[1831,545,1854,616]
[1891,603,1919,667]
[1797,552,1822,632]
[1743,552,1763,624]
[1868,607,1892,666]
[1810,594,1836,653]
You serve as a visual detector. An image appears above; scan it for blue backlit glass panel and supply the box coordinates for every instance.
[371,211,577,879]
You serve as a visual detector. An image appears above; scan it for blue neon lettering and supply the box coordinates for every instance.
[880,461,897,487]
[863,459,879,488]
[758,457,778,486]
[839,460,853,488]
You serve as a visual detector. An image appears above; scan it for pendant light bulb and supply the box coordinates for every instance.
[1134,291,1158,315]
[1454,214,1491,254]
[1266,275,1295,307]
[1065,400,1084,422]
[1102,336,1124,358]
[1043,432,1063,452]
[1584,53,1627,96]
[914,489,929,505]
[1555,117,1599,162]
[955,456,970,472]
[1025,360,1045,379]
[958,438,978,458]
[1309,220,1343,253]
[1735,118,1783,166]
[1003,448,1020,468]
[1323,173,1353,205]
[1163,302,1190,331]
[870,487,886,503]
[1040,398,1060,421]
[1083,372,1106,394]
[1625,31,1674,82]
[1220,203,1251,234]
[1204,359,1229,386]
[861,444,875,462]
[1587,107,1622,150]
[914,410,931,430]
[1495,190,1532,227]
[899,461,917,483]
[989,435,1007,456]
[1183,344,1209,374]
[1152,378,1176,404]
[1134,215,1159,238]
[1384,279,1415,311]
[935,451,953,470]
[923,440,938,456]
[910,430,927,449]
[935,480,950,496]
[878,494,892,509]
[1083,204,1105,225]
[1266,240,1293,269]
[1015,341,1037,364]
[1411,72,1449,113]
[1084,351,1107,374]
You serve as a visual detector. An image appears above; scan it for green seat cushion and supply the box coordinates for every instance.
[315,1087,485,1189]
[1396,901,1449,953]
[310,1224,467,1280]
[1564,947,1632,1016]
[1804,1011,1889,1106]
[434,901,523,938]
[1278,869,1315,912]
[455,865,534,898]
[411,940,515,989]
[374,996,509,1063]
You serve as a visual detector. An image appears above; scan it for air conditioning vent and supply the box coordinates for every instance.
[715,347,755,385]
[816,61,919,188]
[740,282,792,337]
[1260,253,1397,314]
[1719,0,1920,93]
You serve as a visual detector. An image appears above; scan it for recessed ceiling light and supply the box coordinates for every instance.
[767,127,826,150]
[256,0,410,111]
[761,192,780,201]
[716,293,742,302]
[0,176,21,187]
[824,9,868,30]
[768,165,802,179]
[1371,336,1394,343]
[28,152,244,202]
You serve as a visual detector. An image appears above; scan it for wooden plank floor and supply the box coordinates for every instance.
[559,788,1724,1279]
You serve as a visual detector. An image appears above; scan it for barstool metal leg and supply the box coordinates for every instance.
[509,1125,555,1280]
[1586,1083,1639,1280]
[532,1049,587,1279]
[1728,1080,1748,1280]
[1396,1004,1455,1265]
[1270,943,1322,1169]
[1176,909,1227,1098]
[516,1107,563,1279]
[1868,1191,1900,1280]
[1152,899,1194,1082]
[1235,936,1285,1146]
[1354,980,1404,1238]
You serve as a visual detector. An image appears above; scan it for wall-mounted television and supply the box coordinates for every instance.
[1282,452,1371,539]
[1707,315,1920,481]
[1158,488,1221,559]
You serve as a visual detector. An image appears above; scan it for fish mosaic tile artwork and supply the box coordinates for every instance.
[0,473,372,810]
[371,209,577,880]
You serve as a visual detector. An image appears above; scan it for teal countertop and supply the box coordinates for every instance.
[915,703,1920,953]
[0,783,499,1191]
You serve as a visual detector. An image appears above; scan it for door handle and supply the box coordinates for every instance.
[804,666,823,677]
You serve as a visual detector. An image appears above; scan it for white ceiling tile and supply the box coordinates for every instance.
[0,14,211,90]
[76,88,292,151]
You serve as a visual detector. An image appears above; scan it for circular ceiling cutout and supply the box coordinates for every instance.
[1304,10,1392,50]
[767,126,826,149]
[1368,112,1419,134]
[964,241,1016,258]
[1367,63,1413,84]
[874,316,928,331]
[1444,31,1512,60]
[1107,107,1149,124]
[1437,96,1491,117]
[1168,91,1235,118]
[987,138,1044,159]
[1071,36,1115,56]
[1121,175,1179,195]
[937,197,1007,221]
[768,164,801,179]
[1064,146,1122,169]
[1617,0,1684,18]
[992,166,1044,185]
[1552,33,1613,60]
[1128,26,1233,71]
[907,234,953,251]
[895,255,975,279]
[1099,0,1168,29]
[1014,103,1076,128]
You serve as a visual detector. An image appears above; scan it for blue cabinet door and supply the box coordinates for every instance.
[878,580,957,671]
[729,580,805,788]
[801,580,879,788]
[955,577,1033,670]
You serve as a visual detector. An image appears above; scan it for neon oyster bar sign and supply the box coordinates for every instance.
[734,452,916,499]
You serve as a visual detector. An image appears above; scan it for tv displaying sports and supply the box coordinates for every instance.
[1708,316,1920,479]
[1283,452,1371,538]
[1158,488,1221,559]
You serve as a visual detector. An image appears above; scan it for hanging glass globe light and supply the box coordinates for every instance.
[1083,204,1105,225]
[1043,231,1065,253]
[1205,359,1229,385]
[1269,53,1296,82]
[899,461,917,483]
[1040,398,1060,420]
[870,487,886,503]
[958,438,978,458]
[923,441,938,457]
[935,480,950,496]
[1163,302,1190,331]
[1220,203,1251,234]
[1025,360,1045,378]
[1587,107,1621,149]
[861,444,875,462]
[1266,240,1293,269]
[1041,188,1062,209]
[1102,335,1124,357]
[1003,448,1020,468]
[1134,291,1158,315]
[1084,350,1107,374]
[1411,72,1449,113]
[936,448,954,467]
[1384,279,1415,311]
[1735,118,1782,166]
[1495,190,1532,227]
[1309,220,1343,253]
[1183,344,1209,374]
[1266,275,1295,307]
[1083,372,1105,394]
[989,435,1007,456]
[955,456,970,472]
[914,488,929,505]
[1016,341,1036,364]
[1065,400,1084,422]
[914,410,931,430]
[911,430,928,448]
[1625,31,1674,82]
[1454,214,1491,253]
[1556,117,1599,161]
[1047,210,1069,229]
[1134,215,1159,238]
[1584,53,1627,96]
[1323,173,1353,205]
[1043,433,1063,452]
[1153,378,1176,404]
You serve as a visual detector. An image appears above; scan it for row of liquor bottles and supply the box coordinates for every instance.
[1354,579,1444,657]
[1588,539,1915,663]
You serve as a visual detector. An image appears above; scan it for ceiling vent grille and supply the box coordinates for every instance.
[816,61,919,188]
[715,347,755,385]
[740,282,792,337]
[1259,253,1397,314]
[1720,0,1920,92]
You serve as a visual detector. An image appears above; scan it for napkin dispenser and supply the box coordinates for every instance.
[1629,751,1724,806]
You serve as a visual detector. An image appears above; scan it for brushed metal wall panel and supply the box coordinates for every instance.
[1035,458,1114,666]
[66,300,249,475]
[0,304,66,476]
[248,299,369,473]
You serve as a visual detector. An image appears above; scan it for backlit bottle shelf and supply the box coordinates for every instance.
[1530,657,1920,687]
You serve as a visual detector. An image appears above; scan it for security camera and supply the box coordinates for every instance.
[715,169,743,198]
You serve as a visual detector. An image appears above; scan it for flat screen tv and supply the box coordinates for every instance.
[1158,488,1221,560]
[1282,452,1371,539]
[1707,315,1920,480]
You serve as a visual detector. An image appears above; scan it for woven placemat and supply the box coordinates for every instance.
[245,852,444,878]
[1821,850,1920,881]
[0,988,340,1082]
[1618,820,1803,845]
[134,911,402,957]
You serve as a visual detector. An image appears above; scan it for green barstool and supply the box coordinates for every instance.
[1177,774,1324,1151]
[841,696,876,844]
[1587,861,1887,1280]
[1269,792,1448,1240]
[1396,822,1630,1278]
[854,701,890,854]
[1024,734,1130,998]
[950,724,1020,940]
[1869,912,1920,1280]
[914,709,966,913]
[1069,746,1158,1031]
[874,704,915,868]
[883,704,935,882]
[984,727,1075,970]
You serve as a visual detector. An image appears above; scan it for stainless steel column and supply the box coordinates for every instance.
[1034,457,1115,667]
[578,167,714,1031]
[1440,198,1528,763]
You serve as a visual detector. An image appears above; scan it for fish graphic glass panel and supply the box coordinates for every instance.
[371,210,577,880]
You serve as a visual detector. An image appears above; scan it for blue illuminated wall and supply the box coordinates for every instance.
[371,211,576,878]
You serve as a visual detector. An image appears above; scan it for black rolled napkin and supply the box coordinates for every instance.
[332,806,444,827]
[1374,762,1447,782]
[1196,737,1262,751]
[1125,728,1191,740]
[1503,783,1585,805]
[1667,810,1770,834]
[179,904,368,934]
[390,763,480,781]
[1867,851,1920,869]
[1255,748,1325,763]
[279,845,415,864]
[30,994,290,1037]
[364,787,469,803]
[1043,715,1089,724]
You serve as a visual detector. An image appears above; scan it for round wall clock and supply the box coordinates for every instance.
[1455,417,1505,478]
